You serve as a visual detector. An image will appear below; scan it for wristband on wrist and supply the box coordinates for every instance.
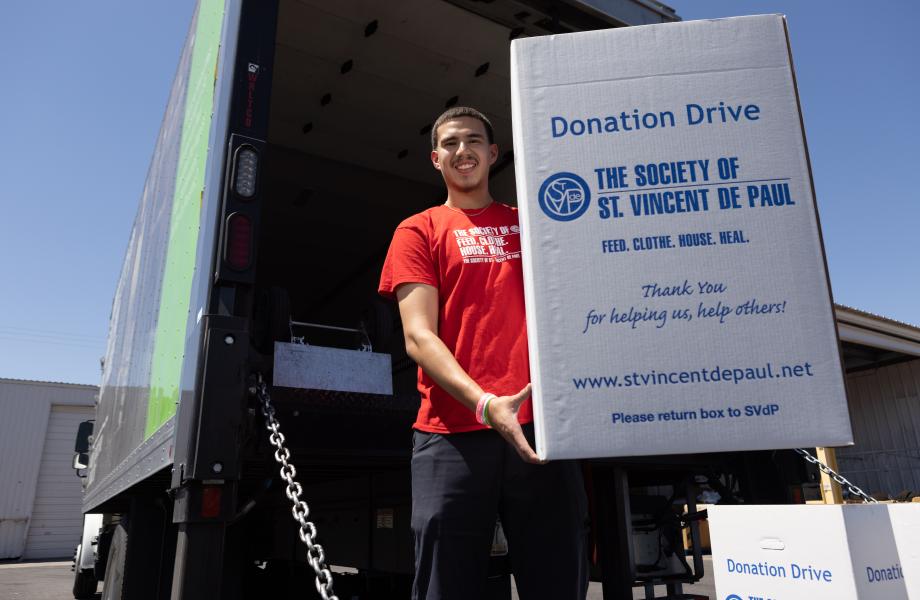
[476,392,497,427]
[482,396,495,428]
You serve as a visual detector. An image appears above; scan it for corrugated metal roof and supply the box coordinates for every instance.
[834,305,920,359]
[0,378,98,391]
[835,304,920,333]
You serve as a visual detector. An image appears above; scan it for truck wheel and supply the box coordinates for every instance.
[94,525,114,581]
[72,566,98,599]
[101,523,128,600]
[72,544,98,600]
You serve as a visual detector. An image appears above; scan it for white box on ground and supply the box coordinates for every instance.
[510,15,852,459]
[709,504,920,599]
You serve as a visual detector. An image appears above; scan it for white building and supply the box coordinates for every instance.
[0,379,96,560]
[836,306,920,497]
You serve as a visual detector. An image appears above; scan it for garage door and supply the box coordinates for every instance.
[23,405,94,559]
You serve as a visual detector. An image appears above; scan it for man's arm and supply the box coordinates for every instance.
[396,282,541,464]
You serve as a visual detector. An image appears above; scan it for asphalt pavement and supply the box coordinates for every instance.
[0,558,715,599]
[0,561,100,600]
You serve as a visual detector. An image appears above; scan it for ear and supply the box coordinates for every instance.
[431,149,442,171]
[488,143,498,166]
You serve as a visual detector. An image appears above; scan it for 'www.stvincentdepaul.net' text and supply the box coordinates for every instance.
[573,361,814,389]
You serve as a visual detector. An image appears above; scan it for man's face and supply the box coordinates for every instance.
[431,116,498,192]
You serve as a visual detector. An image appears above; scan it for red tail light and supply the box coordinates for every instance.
[225,213,253,270]
[201,485,222,518]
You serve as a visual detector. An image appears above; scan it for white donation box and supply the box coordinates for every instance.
[709,504,920,599]
[510,16,852,459]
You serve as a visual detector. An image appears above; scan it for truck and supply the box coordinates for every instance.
[72,1,839,599]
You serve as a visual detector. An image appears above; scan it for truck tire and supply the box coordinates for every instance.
[72,566,98,599]
[101,523,128,600]
[94,525,114,581]
[72,543,98,600]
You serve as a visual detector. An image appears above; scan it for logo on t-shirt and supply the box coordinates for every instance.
[538,172,591,221]
[453,225,521,264]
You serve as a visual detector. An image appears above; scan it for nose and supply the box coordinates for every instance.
[456,142,478,160]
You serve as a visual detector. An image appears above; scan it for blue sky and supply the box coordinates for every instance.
[1,1,917,385]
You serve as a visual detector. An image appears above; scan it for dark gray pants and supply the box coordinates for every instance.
[411,425,589,600]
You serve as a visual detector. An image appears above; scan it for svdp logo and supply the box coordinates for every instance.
[725,595,743,600]
[538,172,590,221]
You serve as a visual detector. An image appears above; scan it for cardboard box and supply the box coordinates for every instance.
[709,504,920,599]
[510,16,852,460]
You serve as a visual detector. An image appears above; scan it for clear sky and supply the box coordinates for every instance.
[1,1,917,385]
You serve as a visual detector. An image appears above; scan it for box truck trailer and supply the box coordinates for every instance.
[70,1,835,599]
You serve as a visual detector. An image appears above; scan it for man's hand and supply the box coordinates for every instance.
[487,384,542,464]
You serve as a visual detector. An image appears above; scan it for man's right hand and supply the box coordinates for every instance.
[487,384,542,464]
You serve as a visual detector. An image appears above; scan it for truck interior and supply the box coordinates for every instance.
[240,2,543,594]
[241,0,545,597]
[252,0,525,441]
[256,0,521,356]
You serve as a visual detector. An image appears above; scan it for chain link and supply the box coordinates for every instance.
[255,374,339,600]
[795,448,878,504]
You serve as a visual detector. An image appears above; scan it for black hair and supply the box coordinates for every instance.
[430,106,495,149]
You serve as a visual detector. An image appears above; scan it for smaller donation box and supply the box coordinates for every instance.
[510,15,853,459]
[709,505,920,599]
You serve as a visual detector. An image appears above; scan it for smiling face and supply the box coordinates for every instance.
[430,116,498,194]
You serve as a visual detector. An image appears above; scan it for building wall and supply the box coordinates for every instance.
[24,405,95,559]
[838,359,920,497]
[0,380,96,559]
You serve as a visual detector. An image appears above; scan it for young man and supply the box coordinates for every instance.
[379,107,588,600]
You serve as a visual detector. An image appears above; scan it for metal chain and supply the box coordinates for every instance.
[254,374,339,600]
[795,448,878,504]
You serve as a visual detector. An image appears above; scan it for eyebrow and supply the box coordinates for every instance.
[439,132,485,144]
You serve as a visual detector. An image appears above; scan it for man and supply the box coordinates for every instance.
[378,107,588,600]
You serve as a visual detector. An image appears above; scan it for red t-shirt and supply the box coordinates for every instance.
[378,202,532,433]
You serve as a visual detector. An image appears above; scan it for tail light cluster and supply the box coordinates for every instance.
[218,136,263,282]
[233,146,259,198]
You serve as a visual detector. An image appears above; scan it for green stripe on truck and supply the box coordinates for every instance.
[146,0,225,438]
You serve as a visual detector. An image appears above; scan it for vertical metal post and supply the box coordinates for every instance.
[816,447,844,503]
[169,479,238,599]
[170,522,228,599]
[682,477,706,590]
[594,466,635,600]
